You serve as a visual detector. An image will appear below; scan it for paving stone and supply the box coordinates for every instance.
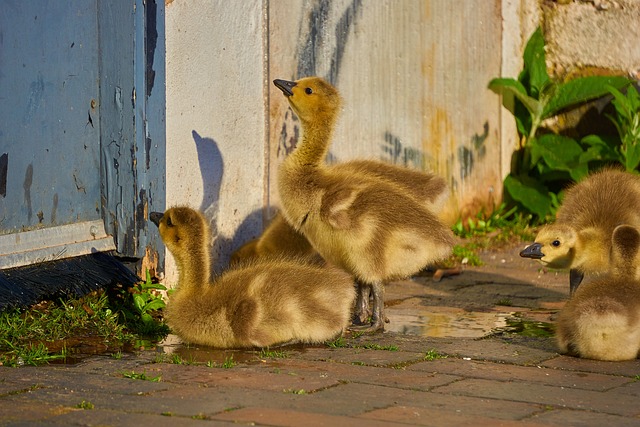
[0,365,171,395]
[407,358,634,391]
[357,405,550,427]
[267,381,544,419]
[212,407,407,427]
[541,355,640,377]
[433,378,640,417]
[0,400,77,425]
[6,408,232,426]
[139,362,341,393]
[528,408,640,427]
[251,358,460,391]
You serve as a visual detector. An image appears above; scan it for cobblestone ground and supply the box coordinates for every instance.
[1,244,639,426]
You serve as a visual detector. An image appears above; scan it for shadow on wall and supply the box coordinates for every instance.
[191,130,263,272]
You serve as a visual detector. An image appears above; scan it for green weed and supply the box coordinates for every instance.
[76,400,94,410]
[283,389,306,395]
[259,348,289,359]
[359,343,399,351]
[122,370,161,382]
[113,270,169,338]
[424,349,447,361]
[0,292,133,366]
[326,336,347,348]
[451,244,483,267]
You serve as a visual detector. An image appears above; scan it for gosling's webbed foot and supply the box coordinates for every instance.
[352,281,372,325]
[349,280,386,332]
[348,317,385,333]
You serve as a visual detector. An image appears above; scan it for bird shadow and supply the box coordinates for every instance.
[191,130,265,272]
[191,130,227,272]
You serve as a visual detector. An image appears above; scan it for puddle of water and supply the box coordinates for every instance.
[45,310,555,365]
[385,307,514,338]
[154,334,310,365]
[491,316,555,337]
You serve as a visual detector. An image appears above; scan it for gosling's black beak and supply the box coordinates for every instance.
[520,242,544,259]
[150,212,164,227]
[273,79,296,97]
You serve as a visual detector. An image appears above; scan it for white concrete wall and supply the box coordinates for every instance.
[165,0,267,281]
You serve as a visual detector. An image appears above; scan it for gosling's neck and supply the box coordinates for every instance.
[289,115,337,167]
[173,241,211,290]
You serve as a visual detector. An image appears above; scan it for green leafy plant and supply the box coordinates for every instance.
[608,84,640,171]
[115,270,169,337]
[489,27,632,219]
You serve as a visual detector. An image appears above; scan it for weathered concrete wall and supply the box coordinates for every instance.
[164,0,505,283]
[268,0,505,222]
[165,0,267,279]
[163,0,639,285]
[542,0,640,78]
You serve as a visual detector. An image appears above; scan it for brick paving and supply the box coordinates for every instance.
[1,246,640,426]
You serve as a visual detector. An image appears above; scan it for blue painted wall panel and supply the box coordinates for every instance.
[0,1,101,233]
[0,0,166,269]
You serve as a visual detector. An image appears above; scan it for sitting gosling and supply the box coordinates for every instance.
[520,168,640,294]
[555,224,640,361]
[150,206,355,348]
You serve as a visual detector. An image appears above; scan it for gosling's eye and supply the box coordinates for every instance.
[305,87,313,95]
[552,240,561,247]
[166,217,173,227]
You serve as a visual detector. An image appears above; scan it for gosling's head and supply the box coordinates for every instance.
[273,76,342,124]
[150,206,209,257]
[520,224,577,269]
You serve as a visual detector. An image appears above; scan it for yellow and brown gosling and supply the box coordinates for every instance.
[273,76,454,331]
[555,224,640,361]
[151,206,355,348]
[521,168,640,294]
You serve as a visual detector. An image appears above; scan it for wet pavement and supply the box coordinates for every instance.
[1,243,640,426]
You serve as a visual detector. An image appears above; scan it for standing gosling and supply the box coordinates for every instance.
[555,224,640,361]
[273,77,454,331]
[520,168,640,294]
[151,206,355,348]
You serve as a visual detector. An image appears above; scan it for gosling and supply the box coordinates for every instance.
[151,206,355,348]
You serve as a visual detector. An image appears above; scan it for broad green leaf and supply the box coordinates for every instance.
[580,134,620,163]
[543,76,632,118]
[133,294,146,312]
[624,143,640,171]
[142,299,166,312]
[530,134,584,180]
[504,174,552,218]
[520,27,550,98]
[140,283,167,291]
[489,78,542,118]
